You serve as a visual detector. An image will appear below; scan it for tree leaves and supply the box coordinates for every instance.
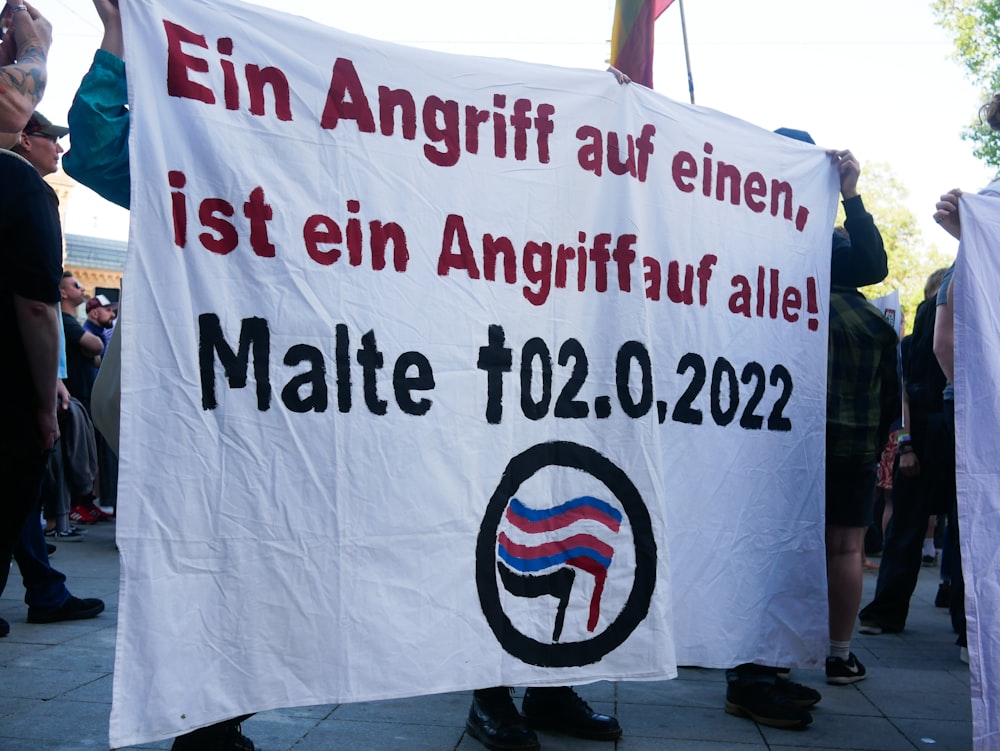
[932,0,1000,170]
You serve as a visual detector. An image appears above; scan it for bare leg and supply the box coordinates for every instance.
[881,489,894,536]
[826,524,867,643]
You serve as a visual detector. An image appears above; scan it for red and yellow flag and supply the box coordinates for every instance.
[610,0,675,88]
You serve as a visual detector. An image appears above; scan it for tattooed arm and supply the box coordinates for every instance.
[0,3,52,135]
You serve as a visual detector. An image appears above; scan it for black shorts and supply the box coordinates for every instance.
[826,457,877,527]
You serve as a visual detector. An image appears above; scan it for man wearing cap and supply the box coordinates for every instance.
[12,110,65,172]
[84,293,115,361]
[17,114,104,525]
[83,292,118,515]
[1,106,104,636]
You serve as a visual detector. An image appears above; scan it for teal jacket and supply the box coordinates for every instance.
[63,49,131,209]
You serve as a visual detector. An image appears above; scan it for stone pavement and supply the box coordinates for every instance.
[1,521,972,750]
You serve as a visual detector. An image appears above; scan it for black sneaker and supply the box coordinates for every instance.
[826,653,867,685]
[521,686,622,741]
[45,528,85,541]
[774,676,821,707]
[725,681,812,729]
[171,717,255,751]
[27,596,105,624]
[466,688,539,751]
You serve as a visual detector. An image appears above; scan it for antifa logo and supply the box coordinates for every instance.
[476,442,656,667]
[498,495,621,639]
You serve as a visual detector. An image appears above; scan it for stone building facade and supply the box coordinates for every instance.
[64,234,126,302]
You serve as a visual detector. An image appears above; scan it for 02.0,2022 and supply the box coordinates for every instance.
[476,324,793,430]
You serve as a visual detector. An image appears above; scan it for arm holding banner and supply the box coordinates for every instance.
[931,181,1000,384]
[607,66,631,85]
[92,0,122,57]
[933,189,963,241]
[824,146,892,694]
[65,0,127,451]
[0,2,50,139]
[827,149,887,288]
[62,0,130,209]
[832,193,886,287]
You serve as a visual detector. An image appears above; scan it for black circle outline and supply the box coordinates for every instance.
[476,441,657,667]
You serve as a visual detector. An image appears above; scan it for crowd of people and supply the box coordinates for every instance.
[1,1,990,750]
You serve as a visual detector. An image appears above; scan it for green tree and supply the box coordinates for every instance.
[838,162,953,332]
[932,0,1000,168]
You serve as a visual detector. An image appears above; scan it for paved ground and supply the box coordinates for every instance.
[1,521,971,751]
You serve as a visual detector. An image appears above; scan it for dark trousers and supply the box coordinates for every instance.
[96,428,118,510]
[859,406,954,632]
[858,468,930,632]
[40,435,72,531]
[12,494,69,610]
[943,400,966,646]
[0,422,50,599]
[725,664,780,686]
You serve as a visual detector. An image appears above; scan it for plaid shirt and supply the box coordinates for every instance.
[827,287,899,460]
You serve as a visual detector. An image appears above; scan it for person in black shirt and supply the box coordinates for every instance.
[0,115,64,636]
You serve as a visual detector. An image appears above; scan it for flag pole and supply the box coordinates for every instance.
[677,0,695,104]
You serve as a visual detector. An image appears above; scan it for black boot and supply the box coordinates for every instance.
[171,716,255,751]
[725,679,812,729]
[466,687,540,751]
[521,686,622,741]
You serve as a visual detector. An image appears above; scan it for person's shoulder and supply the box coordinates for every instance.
[0,149,41,185]
[0,148,30,165]
[979,178,1000,197]
[0,151,54,213]
[935,265,955,306]
[62,311,84,330]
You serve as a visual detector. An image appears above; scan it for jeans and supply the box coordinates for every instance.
[857,467,930,631]
[939,400,966,646]
[0,423,50,599]
[12,491,70,610]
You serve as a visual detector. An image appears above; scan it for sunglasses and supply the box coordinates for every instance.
[27,132,60,143]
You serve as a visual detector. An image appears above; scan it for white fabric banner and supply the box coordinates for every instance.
[954,194,1000,751]
[870,289,902,339]
[113,0,837,744]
